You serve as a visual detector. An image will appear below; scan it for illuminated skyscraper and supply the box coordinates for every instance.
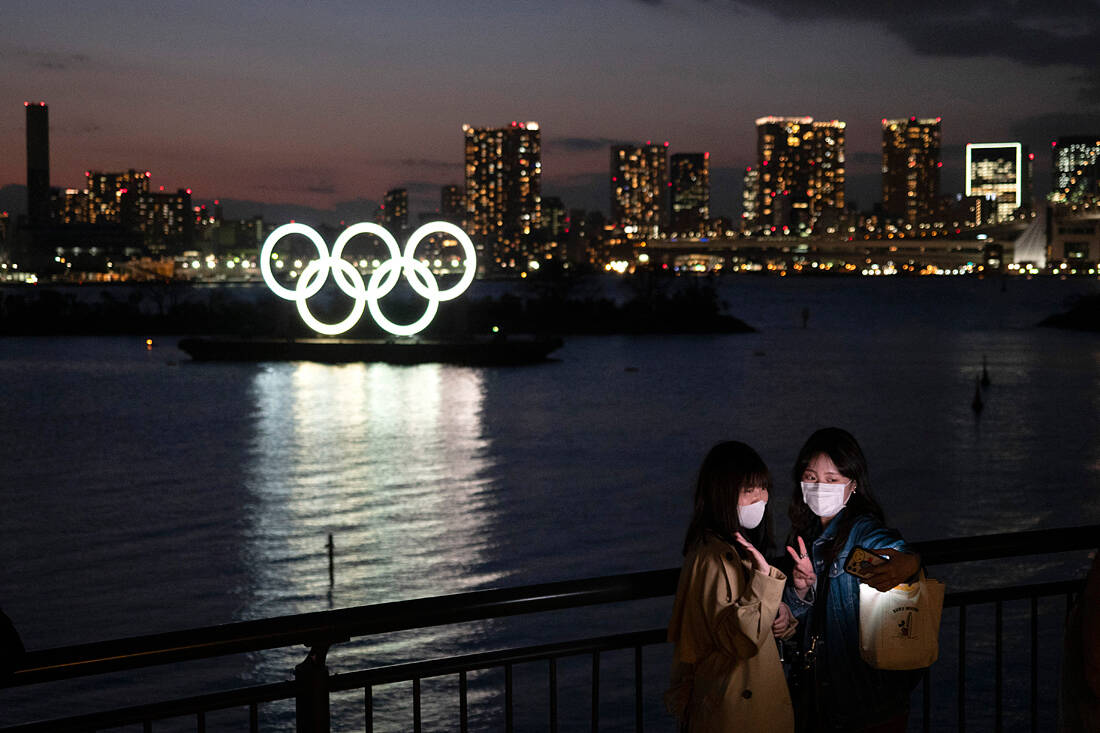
[611,142,669,239]
[965,143,1031,222]
[881,117,942,224]
[670,152,710,237]
[541,196,566,237]
[440,184,464,223]
[1051,135,1100,204]
[25,102,51,229]
[86,169,151,226]
[754,117,845,235]
[463,121,541,269]
[137,188,193,253]
[382,188,408,231]
[741,166,759,233]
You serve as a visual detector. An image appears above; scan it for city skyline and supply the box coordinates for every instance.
[3,1,1099,221]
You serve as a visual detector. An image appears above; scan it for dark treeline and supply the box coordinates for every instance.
[1039,293,1100,332]
[0,274,755,338]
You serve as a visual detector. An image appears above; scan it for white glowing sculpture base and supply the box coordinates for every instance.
[259,221,476,337]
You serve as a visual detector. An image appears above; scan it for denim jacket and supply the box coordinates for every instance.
[783,510,920,729]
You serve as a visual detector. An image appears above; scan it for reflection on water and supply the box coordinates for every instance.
[241,361,503,729]
[244,361,500,617]
[2,278,1100,730]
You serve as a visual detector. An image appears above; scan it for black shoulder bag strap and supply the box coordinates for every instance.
[793,554,832,733]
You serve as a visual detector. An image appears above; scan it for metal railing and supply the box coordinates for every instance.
[1,524,1095,732]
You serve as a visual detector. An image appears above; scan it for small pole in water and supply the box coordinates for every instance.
[972,376,984,414]
[326,533,334,587]
[981,355,991,387]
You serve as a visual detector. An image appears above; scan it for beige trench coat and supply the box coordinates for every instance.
[666,536,794,733]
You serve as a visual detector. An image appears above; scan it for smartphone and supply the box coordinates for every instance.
[844,546,889,579]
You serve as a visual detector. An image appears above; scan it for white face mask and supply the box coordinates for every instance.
[738,499,767,529]
[801,481,851,517]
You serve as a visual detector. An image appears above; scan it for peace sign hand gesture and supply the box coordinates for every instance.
[786,536,817,599]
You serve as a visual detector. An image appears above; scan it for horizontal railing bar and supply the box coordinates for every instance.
[331,629,667,691]
[5,524,1095,688]
[944,579,1083,607]
[7,568,679,687]
[0,679,297,733]
[914,525,1098,566]
[1,576,1084,733]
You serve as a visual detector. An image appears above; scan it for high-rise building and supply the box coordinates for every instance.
[541,196,566,238]
[440,184,464,223]
[56,188,88,225]
[741,166,759,233]
[611,142,669,239]
[382,188,408,231]
[86,169,151,226]
[25,102,51,229]
[137,188,193,253]
[965,143,1031,222]
[881,117,942,224]
[1051,135,1100,204]
[463,121,541,270]
[754,117,845,235]
[670,153,710,237]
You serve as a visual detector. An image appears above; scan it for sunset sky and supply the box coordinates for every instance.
[3,0,1099,223]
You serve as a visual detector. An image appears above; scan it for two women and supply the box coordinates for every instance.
[668,429,919,732]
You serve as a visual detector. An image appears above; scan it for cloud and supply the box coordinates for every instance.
[0,46,92,71]
[724,1,1100,69]
[400,181,447,194]
[848,151,882,167]
[547,137,628,152]
[387,158,461,174]
[256,167,341,197]
[1008,112,1100,144]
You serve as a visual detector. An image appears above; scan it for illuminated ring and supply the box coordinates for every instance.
[260,223,329,300]
[259,221,476,336]
[294,257,367,336]
[331,223,402,297]
[401,222,477,301]
[366,257,439,337]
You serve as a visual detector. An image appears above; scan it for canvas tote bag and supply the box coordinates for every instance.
[858,571,945,670]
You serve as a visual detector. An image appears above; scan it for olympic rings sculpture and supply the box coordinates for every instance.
[259,221,476,337]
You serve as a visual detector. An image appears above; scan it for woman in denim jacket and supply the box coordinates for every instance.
[780,428,922,732]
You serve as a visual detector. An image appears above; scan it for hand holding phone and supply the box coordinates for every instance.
[844,546,888,580]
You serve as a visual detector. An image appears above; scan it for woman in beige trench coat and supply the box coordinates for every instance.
[666,441,796,733]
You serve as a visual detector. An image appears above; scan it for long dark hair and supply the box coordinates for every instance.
[682,441,775,556]
[787,427,885,563]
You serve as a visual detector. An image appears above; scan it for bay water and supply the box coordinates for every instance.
[1,275,1098,730]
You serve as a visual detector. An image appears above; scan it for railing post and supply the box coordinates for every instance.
[296,643,332,733]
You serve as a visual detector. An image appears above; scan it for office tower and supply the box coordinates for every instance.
[541,196,566,238]
[137,188,193,254]
[670,152,710,237]
[1051,136,1100,204]
[610,142,669,239]
[440,185,464,223]
[56,189,89,225]
[25,102,51,228]
[86,169,151,226]
[881,117,942,224]
[755,117,845,235]
[741,166,759,233]
[463,121,541,269]
[382,188,408,231]
[965,143,1030,222]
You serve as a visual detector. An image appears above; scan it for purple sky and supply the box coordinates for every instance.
[3,0,1099,222]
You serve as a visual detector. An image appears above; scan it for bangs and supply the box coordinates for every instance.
[742,467,773,492]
